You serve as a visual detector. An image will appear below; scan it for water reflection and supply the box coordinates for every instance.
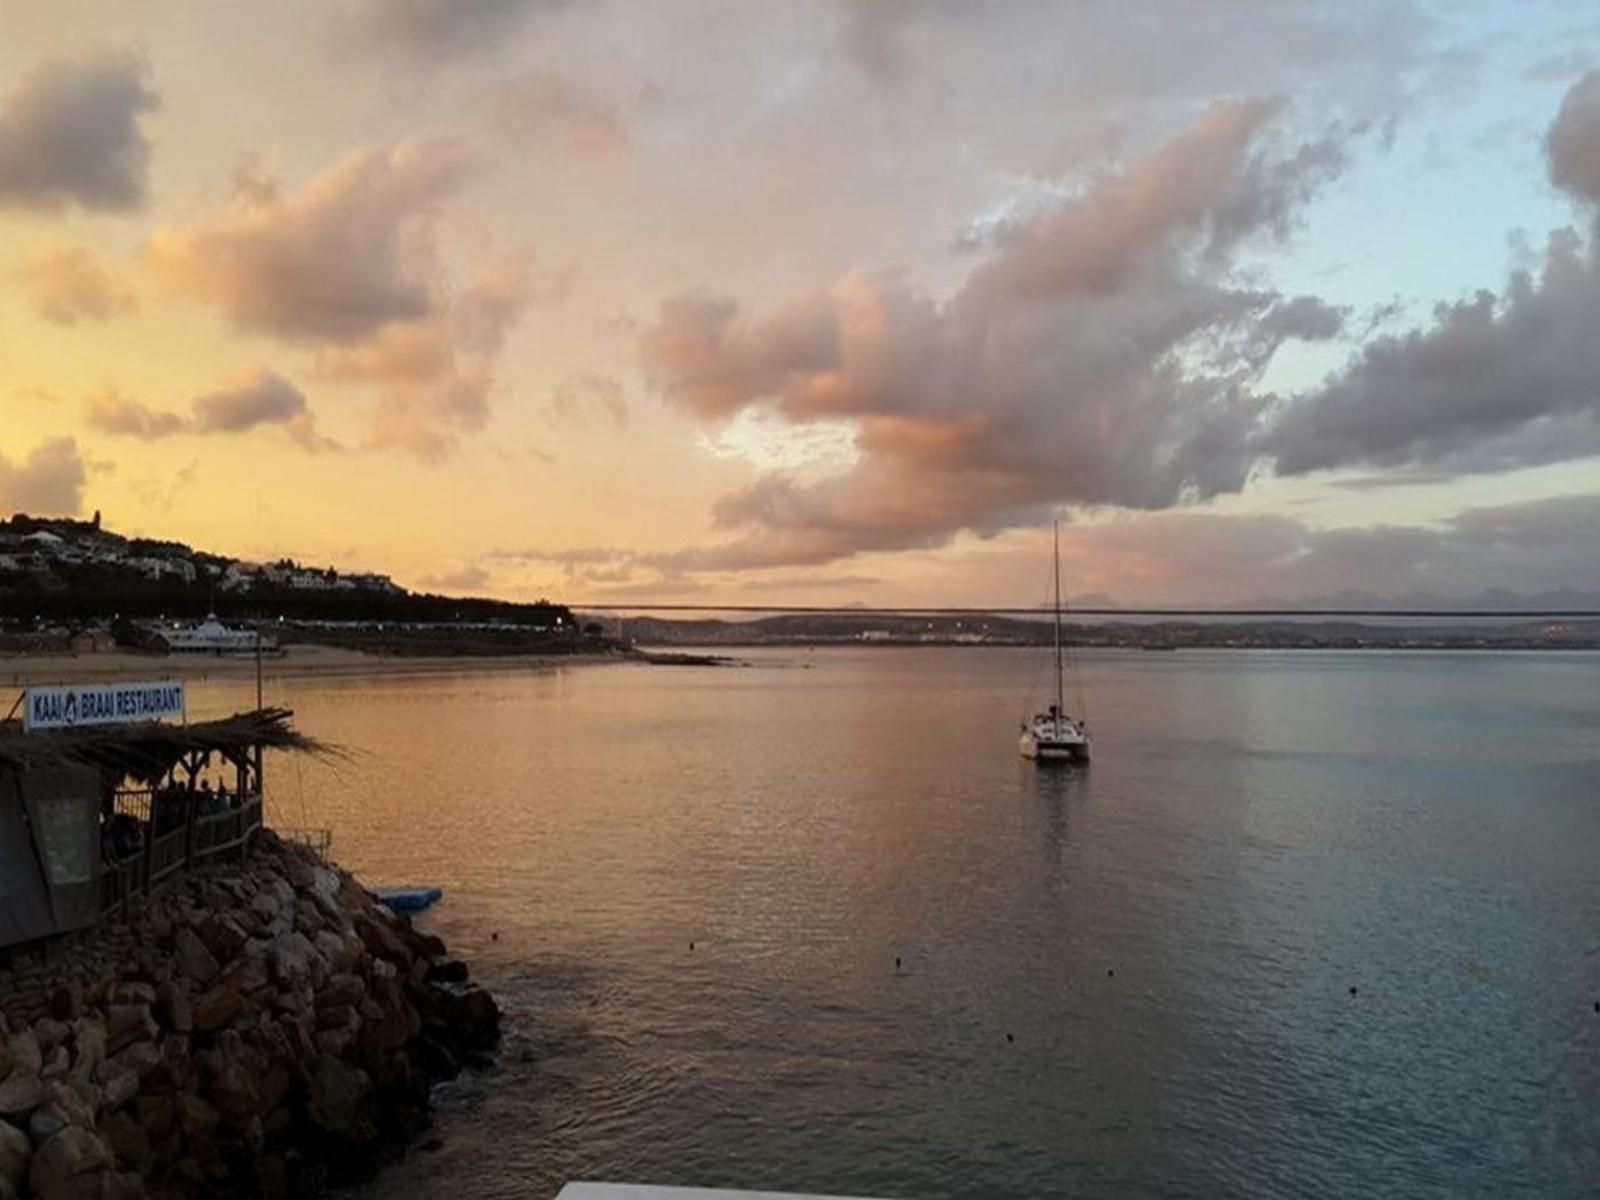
[177,649,1600,1199]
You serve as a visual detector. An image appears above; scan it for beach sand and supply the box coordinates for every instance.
[0,644,623,688]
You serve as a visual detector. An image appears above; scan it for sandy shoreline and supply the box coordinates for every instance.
[0,644,625,687]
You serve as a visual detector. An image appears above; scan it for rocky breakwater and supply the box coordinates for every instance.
[0,830,500,1198]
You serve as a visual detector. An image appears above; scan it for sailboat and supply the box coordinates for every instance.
[1019,522,1090,764]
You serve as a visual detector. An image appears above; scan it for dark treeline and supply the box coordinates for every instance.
[0,564,574,629]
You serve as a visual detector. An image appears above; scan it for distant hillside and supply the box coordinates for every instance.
[0,512,574,630]
[600,611,1600,651]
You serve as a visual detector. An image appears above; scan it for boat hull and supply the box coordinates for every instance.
[1019,732,1090,764]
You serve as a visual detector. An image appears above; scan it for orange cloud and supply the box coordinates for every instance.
[18,246,136,325]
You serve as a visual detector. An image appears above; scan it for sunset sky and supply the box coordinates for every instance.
[3,1,1600,607]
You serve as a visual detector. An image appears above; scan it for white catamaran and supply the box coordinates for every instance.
[1019,523,1090,765]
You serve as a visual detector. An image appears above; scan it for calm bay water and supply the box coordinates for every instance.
[191,648,1600,1198]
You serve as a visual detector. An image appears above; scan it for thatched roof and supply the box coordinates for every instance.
[0,707,324,782]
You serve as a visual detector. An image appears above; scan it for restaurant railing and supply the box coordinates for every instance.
[98,788,265,920]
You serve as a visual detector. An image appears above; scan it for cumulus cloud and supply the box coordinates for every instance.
[1265,71,1600,477]
[344,0,568,61]
[1548,69,1600,204]
[499,73,630,163]
[83,370,334,452]
[85,390,186,439]
[641,99,1352,568]
[18,246,136,325]
[150,138,479,342]
[151,141,542,459]
[0,439,86,515]
[0,51,157,213]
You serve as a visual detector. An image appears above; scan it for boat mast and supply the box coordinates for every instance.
[1053,520,1064,721]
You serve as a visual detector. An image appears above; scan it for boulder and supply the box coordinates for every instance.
[104,1007,157,1056]
[135,1095,174,1141]
[0,1071,43,1119]
[425,959,469,985]
[94,1171,147,1200]
[47,989,80,1023]
[174,1093,219,1147]
[269,931,328,992]
[154,983,192,1035]
[103,1040,160,1084]
[205,1055,262,1131]
[195,915,248,965]
[192,985,245,1034]
[4,1033,40,1079]
[98,1067,139,1111]
[0,1120,30,1191]
[444,988,502,1053]
[318,972,366,1010]
[98,1111,150,1173]
[69,1019,107,1083]
[172,929,220,988]
[31,1020,69,1053]
[27,1128,112,1200]
[109,983,156,1008]
[305,1055,374,1143]
[29,1081,97,1139]
[37,1047,69,1082]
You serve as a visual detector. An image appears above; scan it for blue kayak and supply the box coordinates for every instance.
[374,886,443,913]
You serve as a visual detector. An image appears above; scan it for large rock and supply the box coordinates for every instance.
[27,1128,112,1200]
[154,982,192,1035]
[98,1111,150,1173]
[98,1067,140,1111]
[0,1121,29,1191]
[172,928,220,988]
[26,1081,98,1142]
[104,1007,157,1056]
[195,915,248,965]
[4,1033,40,1079]
[305,1055,375,1143]
[31,1020,69,1054]
[192,985,246,1034]
[69,1019,107,1083]
[0,1071,43,1119]
[269,931,328,992]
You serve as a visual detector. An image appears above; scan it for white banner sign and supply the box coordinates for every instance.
[23,681,186,732]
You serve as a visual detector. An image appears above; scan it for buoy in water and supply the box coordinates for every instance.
[1005,1033,1014,1043]
[1349,985,1359,996]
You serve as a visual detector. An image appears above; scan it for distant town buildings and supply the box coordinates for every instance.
[0,516,402,598]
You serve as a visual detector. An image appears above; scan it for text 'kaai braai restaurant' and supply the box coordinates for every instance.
[0,682,319,952]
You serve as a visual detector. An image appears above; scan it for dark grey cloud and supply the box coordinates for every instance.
[641,100,1356,568]
[0,52,157,213]
[0,439,86,515]
[1266,226,1600,475]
